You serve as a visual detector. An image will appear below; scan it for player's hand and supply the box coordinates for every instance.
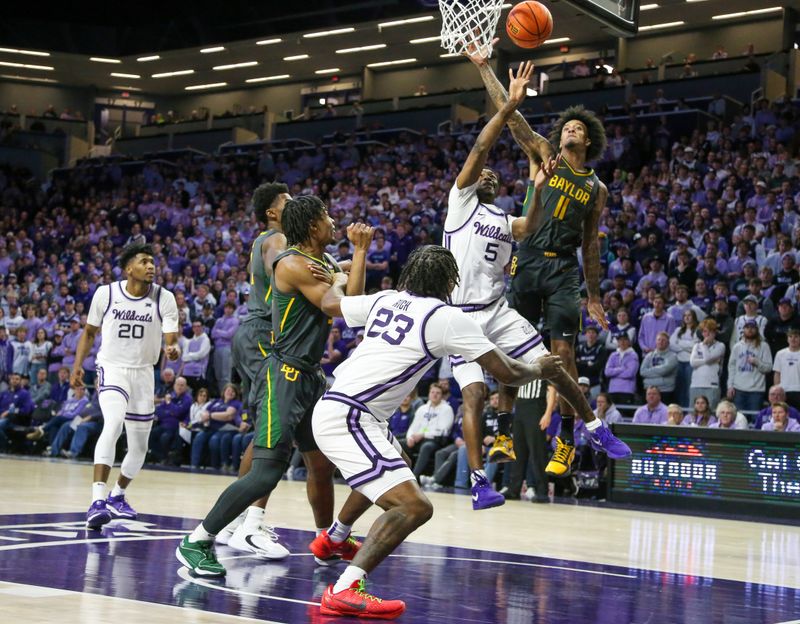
[165,345,181,361]
[539,413,552,431]
[70,368,85,389]
[533,355,564,380]
[462,37,498,65]
[308,263,334,285]
[347,223,375,251]
[587,298,609,331]
[533,154,562,190]
[507,61,534,107]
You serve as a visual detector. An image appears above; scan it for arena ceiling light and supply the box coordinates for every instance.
[712,7,781,20]
[246,74,290,83]
[213,61,259,70]
[410,36,441,44]
[640,4,659,10]
[0,60,54,71]
[256,38,282,46]
[90,57,121,64]
[501,3,512,8]
[110,72,141,79]
[111,85,142,91]
[0,74,57,83]
[638,21,684,31]
[378,16,435,29]
[543,37,570,44]
[315,67,340,74]
[137,55,160,62]
[200,46,226,53]
[0,47,50,57]
[440,53,460,58]
[303,27,355,39]
[185,82,227,90]
[152,69,195,78]
[367,58,416,68]
[337,44,386,54]
[283,54,309,61]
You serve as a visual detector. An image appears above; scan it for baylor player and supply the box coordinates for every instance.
[466,52,630,476]
[177,196,375,577]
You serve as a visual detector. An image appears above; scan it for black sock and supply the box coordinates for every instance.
[560,415,575,444]
[496,411,512,437]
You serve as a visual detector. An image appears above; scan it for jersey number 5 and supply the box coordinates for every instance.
[484,242,499,261]
[367,308,415,345]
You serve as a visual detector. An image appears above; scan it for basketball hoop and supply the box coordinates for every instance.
[438,0,505,58]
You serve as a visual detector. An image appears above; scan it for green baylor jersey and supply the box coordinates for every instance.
[246,229,280,322]
[520,160,600,256]
[270,248,340,371]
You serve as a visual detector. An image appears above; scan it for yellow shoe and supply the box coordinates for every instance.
[488,434,516,463]
[545,437,575,477]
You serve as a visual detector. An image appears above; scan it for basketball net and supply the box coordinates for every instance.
[438,0,504,58]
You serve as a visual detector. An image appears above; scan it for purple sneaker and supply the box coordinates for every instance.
[589,424,632,459]
[86,500,111,529]
[471,474,505,511]
[106,494,137,519]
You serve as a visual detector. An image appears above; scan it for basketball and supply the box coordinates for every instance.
[506,1,553,49]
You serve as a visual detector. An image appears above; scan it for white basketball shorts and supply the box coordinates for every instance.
[97,364,156,421]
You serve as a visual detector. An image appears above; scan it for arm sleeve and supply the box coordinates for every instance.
[340,292,391,328]
[756,344,772,373]
[160,290,180,334]
[444,182,480,230]
[426,307,495,362]
[86,285,110,327]
[406,406,425,441]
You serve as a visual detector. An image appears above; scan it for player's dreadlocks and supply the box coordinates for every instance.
[118,242,154,270]
[397,245,460,302]
[549,105,607,163]
[282,195,327,246]
[252,182,289,221]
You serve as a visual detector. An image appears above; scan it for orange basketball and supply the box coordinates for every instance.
[506,1,553,49]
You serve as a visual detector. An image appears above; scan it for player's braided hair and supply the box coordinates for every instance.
[282,195,327,246]
[118,242,154,270]
[252,182,289,220]
[397,245,460,301]
[549,105,607,163]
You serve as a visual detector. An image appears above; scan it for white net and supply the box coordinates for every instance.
[438,0,505,58]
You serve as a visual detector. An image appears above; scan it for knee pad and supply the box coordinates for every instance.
[94,391,127,466]
[120,419,153,480]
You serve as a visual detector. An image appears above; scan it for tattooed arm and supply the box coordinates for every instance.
[582,182,609,330]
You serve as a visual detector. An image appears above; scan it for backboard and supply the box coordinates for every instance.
[562,0,640,36]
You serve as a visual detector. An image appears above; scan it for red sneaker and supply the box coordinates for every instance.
[320,580,405,619]
[309,530,362,565]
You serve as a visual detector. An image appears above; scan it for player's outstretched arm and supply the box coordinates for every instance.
[70,324,100,388]
[512,154,561,241]
[320,273,349,318]
[456,61,533,189]
[582,182,609,330]
[475,349,562,387]
[465,43,553,163]
[345,223,374,296]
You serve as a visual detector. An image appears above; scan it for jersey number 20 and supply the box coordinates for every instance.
[118,323,144,339]
[367,308,415,345]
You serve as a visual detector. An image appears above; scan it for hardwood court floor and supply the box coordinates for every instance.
[0,456,798,623]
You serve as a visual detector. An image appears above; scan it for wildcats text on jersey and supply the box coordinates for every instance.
[474,222,514,244]
[111,309,154,323]
[547,174,592,205]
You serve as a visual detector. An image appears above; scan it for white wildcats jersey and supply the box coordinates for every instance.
[444,182,514,308]
[87,281,179,369]
[329,291,494,420]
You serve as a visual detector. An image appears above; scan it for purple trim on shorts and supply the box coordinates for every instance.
[353,355,431,403]
[125,412,155,421]
[419,303,446,361]
[322,392,369,413]
[452,295,502,313]
[507,334,544,359]
[344,408,409,489]
[443,201,481,235]
[449,355,466,368]
[102,284,112,320]
[97,366,104,386]
[99,386,130,401]
[118,281,153,302]
[155,286,163,322]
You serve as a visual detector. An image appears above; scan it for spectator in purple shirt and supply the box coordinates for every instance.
[760,402,800,432]
[51,390,103,458]
[0,373,34,450]
[321,326,348,381]
[210,303,239,393]
[388,394,416,440]
[149,376,193,463]
[190,384,242,469]
[604,332,639,406]
[0,327,13,389]
[638,294,677,354]
[632,386,669,424]
[60,318,82,370]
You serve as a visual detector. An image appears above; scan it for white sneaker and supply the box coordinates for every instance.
[216,512,244,545]
[419,475,434,487]
[228,523,290,560]
[524,487,535,501]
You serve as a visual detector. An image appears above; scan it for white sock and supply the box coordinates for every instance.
[470,469,487,487]
[110,483,125,497]
[189,523,215,543]
[243,506,264,531]
[316,527,326,536]
[92,482,107,504]
[333,565,367,594]
[328,520,352,544]
[585,419,602,432]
